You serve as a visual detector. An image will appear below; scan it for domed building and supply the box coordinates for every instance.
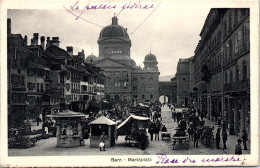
[92,16,160,103]
[86,54,98,63]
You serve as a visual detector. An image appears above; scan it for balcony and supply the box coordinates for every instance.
[224,79,250,93]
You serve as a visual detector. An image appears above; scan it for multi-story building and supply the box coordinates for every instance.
[193,8,250,136]
[176,57,193,107]
[159,77,177,104]
[89,16,160,104]
[7,18,106,125]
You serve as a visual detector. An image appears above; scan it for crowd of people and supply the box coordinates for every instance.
[169,105,249,154]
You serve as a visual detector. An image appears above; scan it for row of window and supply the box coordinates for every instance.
[133,76,154,82]
[10,93,27,103]
[224,61,247,84]
[133,85,155,92]
[27,82,48,93]
[27,68,50,79]
[11,74,25,86]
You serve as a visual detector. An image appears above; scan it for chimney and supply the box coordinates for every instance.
[51,37,60,47]
[7,18,11,36]
[33,33,39,45]
[23,35,27,46]
[46,37,50,48]
[40,36,45,50]
[78,49,85,60]
[66,46,73,55]
[31,38,35,45]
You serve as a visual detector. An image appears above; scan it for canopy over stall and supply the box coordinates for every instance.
[89,116,117,147]
[117,115,151,136]
[174,108,189,113]
[47,110,86,148]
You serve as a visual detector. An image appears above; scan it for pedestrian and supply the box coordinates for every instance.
[235,139,242,155]
[188,127,192,140]
[154,122,160,141]
[36,116,40,126]
[99,132,106,151]
[241,130,248,150]
[216,128,221,149]
[217,117,222,127]
[222,121,228,133]
[148,122,155,141]
[222,130,228,149]
[193,129,199,148]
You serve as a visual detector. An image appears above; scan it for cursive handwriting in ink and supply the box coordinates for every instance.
[64,0,161,32]
[156,153,179,164]
[183,157,196,163]
[116,2,155,17]
[70,1,79,10]
[201,155,243,162]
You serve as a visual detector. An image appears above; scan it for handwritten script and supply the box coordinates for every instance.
[63,1,161,34]
[156,153,245,165]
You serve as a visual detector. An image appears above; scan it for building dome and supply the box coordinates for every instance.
[144,53,157,62]
[86,54,98,63]
[99,16,129,39]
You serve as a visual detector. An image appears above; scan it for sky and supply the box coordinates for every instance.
[7,1,211,76]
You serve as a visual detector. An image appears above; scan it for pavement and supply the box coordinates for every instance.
[9,106,250,156]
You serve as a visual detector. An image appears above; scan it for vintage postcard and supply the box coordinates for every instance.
[0,0,259,167]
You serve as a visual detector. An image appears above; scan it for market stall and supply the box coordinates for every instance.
[89,116,117,148]
[46,110,86,148]
[117,115,151,149]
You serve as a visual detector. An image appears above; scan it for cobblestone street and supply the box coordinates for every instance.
[8,106,250,156]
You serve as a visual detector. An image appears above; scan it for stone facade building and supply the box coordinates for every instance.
[89,16,160,104]
[176,57,194,107]
[193,8,250,136]
[159,77,177,104]
[7,18,105,125]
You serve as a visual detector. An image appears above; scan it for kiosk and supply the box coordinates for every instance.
[89,116,117,148]
[47,110,86,148]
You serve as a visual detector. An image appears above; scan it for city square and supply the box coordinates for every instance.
[6,6,251,157]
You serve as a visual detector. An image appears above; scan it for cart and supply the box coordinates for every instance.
[172,136,189,150]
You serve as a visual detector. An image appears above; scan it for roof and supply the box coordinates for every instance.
[98,16,130,42]
[46,109,86,118]
[45,45,73,60]
[117,115,151,130]
[144,53,157,62]
[90,116,117,125]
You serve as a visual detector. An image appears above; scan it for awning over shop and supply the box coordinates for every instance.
[117,115,151,135]
[89,116,117,125]
[117,115,150,130]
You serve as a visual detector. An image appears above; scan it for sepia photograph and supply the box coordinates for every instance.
[0,0,259,167]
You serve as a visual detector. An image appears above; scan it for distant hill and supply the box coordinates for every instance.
[159,75,174,81]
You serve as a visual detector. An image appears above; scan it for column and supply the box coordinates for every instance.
[240,99,246,136]
[234,99,239,135]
